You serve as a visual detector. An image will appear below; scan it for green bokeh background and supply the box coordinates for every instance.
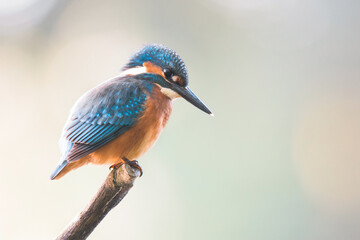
[1,0,359,239]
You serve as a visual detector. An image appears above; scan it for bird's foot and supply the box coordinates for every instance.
[122,157,143,177]
[109,157,143,177]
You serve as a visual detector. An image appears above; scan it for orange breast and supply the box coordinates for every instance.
[88,85,172,165]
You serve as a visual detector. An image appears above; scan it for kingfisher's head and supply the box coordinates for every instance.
[122,44,212,115]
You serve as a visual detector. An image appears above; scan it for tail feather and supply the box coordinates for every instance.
[50,160,68,180]
[50,159,88,180]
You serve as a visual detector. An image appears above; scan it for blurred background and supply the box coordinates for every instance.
[0,0,359,239]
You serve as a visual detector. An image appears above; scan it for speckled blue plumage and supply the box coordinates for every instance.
[60,77,154,163]
[124,44,189,86]
[50,44,195,180]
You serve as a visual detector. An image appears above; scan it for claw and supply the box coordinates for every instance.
[109,157,143,177]
[122,157,143,177]
[109,162,124,170]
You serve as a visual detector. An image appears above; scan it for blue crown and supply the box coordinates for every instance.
[124,44,188,84]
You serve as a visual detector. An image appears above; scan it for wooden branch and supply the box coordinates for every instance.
[56,164,141,240]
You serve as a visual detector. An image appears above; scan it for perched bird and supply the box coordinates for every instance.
[50,44,212,180]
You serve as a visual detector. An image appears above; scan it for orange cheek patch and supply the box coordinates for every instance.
[143,61,166,79]
[172,75,184,86]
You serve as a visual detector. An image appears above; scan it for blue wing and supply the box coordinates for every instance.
[60,78,151,162]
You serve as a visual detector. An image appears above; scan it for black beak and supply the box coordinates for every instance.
[171,84,213,115]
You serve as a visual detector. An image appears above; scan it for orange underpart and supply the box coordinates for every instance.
[88,85,172,165]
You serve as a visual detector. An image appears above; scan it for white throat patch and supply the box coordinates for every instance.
[160,88,181,100]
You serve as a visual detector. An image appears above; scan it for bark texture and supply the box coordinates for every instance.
[56,164,140,240]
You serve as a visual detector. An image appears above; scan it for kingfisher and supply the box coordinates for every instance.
[50,44,212,180]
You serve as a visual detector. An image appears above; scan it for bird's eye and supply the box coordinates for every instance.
[163,69,173,79]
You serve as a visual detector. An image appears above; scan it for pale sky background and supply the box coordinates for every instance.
[0,0,359,239]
